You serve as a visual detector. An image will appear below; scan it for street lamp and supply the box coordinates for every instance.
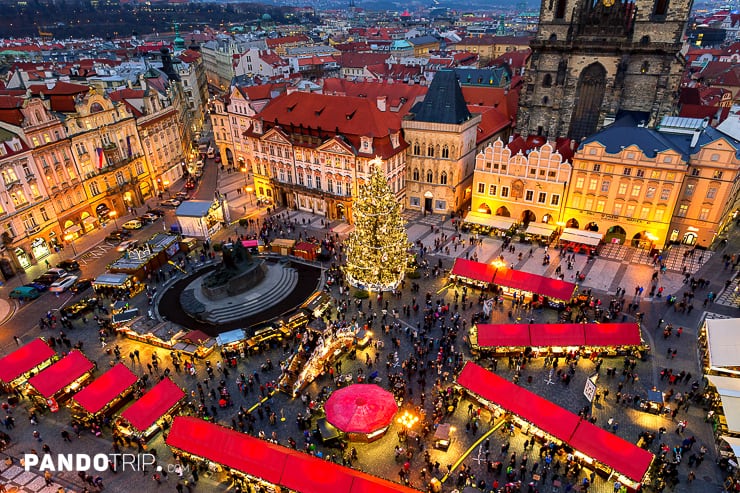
[163,180,170,198]
[240,165,249,188]
[246,186,254,206]
[109,210,118,229]
[397,410,419,429]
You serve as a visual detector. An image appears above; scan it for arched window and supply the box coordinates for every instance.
[442,145,449,158]
[654,0,668,16]
[542,96,549,104]
[413,142,421,155]
[640,61,650,73]
[427,145,434,157]
[440,171,447,185]
[426,170,433,183]
[412,168,420,181]
[543,74,552,87]
[555,0,566,18]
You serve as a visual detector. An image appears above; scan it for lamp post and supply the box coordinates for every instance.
[163,180,170,198]
[246,186,254,206]
[240,165,249,188]
[109,210,118,229]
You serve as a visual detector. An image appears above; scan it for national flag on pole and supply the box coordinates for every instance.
[126,135,133,158]
[96,147,104,169]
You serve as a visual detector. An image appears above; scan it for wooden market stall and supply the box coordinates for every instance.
[117,377,185,442]
[0,338,56,392]
[26,350,95,410]
[270,238,296,255]
[457,362,653,489]
[449,258,497,288]
[68,363,139,423]
[293,241,320,261]
[166,416,421,493]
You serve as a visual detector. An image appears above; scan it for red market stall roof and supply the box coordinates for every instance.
[450,258,496,283]
[28,350,94,398]
[0,338,55,384]
[569,419,654,482]
[324,384,398,434]
[166,416,421,493]
[121,378,185,432]
[457,362,653,482]
[476,323,642,348]
[71,363,138,415]
[492,268,577,301]
[294,241,319,252]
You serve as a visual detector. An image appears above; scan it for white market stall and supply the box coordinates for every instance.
[175,199,230,241]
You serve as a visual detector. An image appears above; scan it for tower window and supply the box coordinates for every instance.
[555,0,566,19]
[543,74,552,88]
[653,0,668,16]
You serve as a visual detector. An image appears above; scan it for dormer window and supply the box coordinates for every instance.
[361,136,373,154]
[390,133,400,149]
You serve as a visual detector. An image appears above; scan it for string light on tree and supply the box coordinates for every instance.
[344,157,410,292]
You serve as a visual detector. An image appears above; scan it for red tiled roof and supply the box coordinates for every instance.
[338,52,390,68]
[265,35,310,49]
[28,81,89,95]
[321,78,427,115]
[0,95,24,126]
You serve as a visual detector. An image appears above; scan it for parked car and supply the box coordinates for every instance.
[34,268,67,285]
[160,199,181,208]
[175,192,191,201]
[116,239,139,252]
[9,286,41,300]
[56,259,80,272]
[122,220,142,230]
[141,212,159,223]
[24,282,49,292]
[61,297,98,318]
[184,180,195,190]
[50,275,79,293]
[146,208,165,217]
[70,278,93,294]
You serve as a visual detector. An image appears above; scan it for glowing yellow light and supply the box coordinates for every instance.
[397,410,419,429]
[492,259,506,269]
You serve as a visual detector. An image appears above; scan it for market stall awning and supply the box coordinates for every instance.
[325,384,398,434]
[450,258,496,284]
[464,212,518,230]
[707,375,740,397]
[584,323,642,347]
[568,420,654,482]
[28,350,94,398]
[476,324,531,347]
[166,416,421,493]
[216,329,246,346]
[64,225,82,235]
[476,323,642,349]
[705,318,740,371]
[721,436,740,458]
[559,228,602,246]
[457,362,581,443]
[525,223,557,236]
[71,363,138,415]
[718,395,740,433]
[93,273,130,287]
[183,330,210,345]
[0,338,55,384]
[294,241,319,252]
[492,268,577,301]
[457,362,654,483]
[121,378,185,432]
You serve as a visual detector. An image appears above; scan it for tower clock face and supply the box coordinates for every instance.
[602,0,615,6]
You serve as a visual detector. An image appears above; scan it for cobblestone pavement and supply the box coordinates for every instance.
[0,199,738,493]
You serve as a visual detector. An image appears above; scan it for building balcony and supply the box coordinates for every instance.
[3,178,21,189]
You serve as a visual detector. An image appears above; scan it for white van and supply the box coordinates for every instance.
[207,147,215,159]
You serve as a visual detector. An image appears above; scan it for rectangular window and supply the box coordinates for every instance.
[315,176,321,190]
[660,188,670,200]
[410,196,420,207]
[713,170,724,179]
[623,168,632,176]
[646,186,656,199]
[636,169,645,178]
[336,182,343,196]
[584,198,594,211]
[89,182,100,196]
[306,175,313,188]
[631,185,641,198]
[626,204,636,217]
[435,200,446,210]
[699,207,710,221]
[477,183,485,194]
[489,184,497,196]
[575,177,585,189]
[601,181,610,193]
[613,203,623,216]
[550,194,559,206]
[327,179,333,193]
[572,195,581,209]
[588,178,598,191]
[691,168,700,176]
[500,187,509,198]
[593,163,601,172]
[651,170,661,179]
[677,204,688,217]
[707,187,717,199]
[666,172,676,181]
[617,183,628,196]
[596,200,605,212]
[525,190,534,201]
[654,209,665,222]
[685,184,695,197]
[640,207,650,220]
[538,192,547,203]
[297,173,304,186]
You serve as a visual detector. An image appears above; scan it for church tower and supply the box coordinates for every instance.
[516,0,693,141]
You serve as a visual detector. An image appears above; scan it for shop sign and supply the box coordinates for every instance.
[583,375,598,402]
[47,397,59,412]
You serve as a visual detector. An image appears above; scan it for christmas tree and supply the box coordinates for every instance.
[344,158,410,291]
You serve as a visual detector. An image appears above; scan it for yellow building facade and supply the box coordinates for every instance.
[470,138,571,233]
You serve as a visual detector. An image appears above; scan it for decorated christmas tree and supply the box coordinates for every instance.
[344,158,410,291]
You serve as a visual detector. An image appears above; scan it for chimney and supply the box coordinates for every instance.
[376,95,387,112]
